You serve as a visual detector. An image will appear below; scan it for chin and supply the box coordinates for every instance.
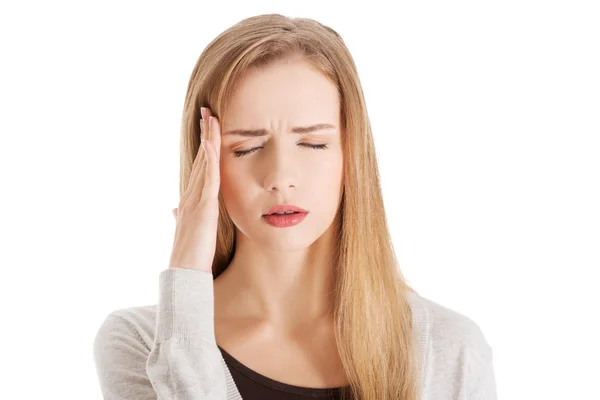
[257,228,321,252]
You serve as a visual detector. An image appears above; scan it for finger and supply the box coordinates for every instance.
[210,114,222,163]
[186,144,208,207]
[172,208,178,218]
[203,109,221,164]
[188,123,209,202]
[191,116,209,190]
[202,124,220,200]
[180,118,207,206]
[204,108,213,141]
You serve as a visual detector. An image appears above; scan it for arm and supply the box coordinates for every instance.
[93,268,228,400]
[93,314,159,400]
[466,341,498,400]
[147,268,228,399]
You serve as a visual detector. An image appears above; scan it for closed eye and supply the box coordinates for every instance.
[233,143,328,158]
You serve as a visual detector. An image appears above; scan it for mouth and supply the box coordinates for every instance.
[261,210,308,227]
[263,211,303,216]
[262,204,309,216]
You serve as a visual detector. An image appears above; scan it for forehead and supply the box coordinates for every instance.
[223,59,340,129]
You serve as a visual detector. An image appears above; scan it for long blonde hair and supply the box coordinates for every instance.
[178,13,421,400]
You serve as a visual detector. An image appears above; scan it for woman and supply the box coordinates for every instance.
[93,13,497,400]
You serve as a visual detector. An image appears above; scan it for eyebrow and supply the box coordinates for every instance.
[223,123,337,137]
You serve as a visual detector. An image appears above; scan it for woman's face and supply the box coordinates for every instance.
[219,58,344,251]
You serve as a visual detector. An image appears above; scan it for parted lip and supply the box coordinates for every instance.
[263,204,308,215]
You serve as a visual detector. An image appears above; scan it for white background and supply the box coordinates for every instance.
[1,1,598,399]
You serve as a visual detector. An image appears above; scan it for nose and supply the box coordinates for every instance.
[263,169,296,193]
[261,145,298,194]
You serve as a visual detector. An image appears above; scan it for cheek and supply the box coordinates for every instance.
[311,152,343,184]
[306,156,344,208]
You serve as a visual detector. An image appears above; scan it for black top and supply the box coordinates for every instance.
[218,345,350,399]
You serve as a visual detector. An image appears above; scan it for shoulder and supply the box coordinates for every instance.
[406,291,497,398]
[407,291,492,357]
[94,268,215,351]
[93,304,158,352]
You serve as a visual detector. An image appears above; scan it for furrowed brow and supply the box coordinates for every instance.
[224,123,336,137]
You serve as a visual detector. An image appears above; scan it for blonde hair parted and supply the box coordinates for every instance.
[178,13,421,400]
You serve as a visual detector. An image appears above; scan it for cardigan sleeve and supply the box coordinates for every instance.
[93,268,228,400]
[93,314,159,400]
[465,341,498,400]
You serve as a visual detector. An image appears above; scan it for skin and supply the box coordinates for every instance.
[205,59,347,388]
[210,57,348,387]
[214,56,344,331]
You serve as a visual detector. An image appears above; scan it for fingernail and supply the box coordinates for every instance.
[201,107,206,119]
[209,116,213,131]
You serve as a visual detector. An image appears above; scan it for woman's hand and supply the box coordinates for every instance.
[169,107,221,272]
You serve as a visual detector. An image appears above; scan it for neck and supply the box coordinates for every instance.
[214,227,338,334]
